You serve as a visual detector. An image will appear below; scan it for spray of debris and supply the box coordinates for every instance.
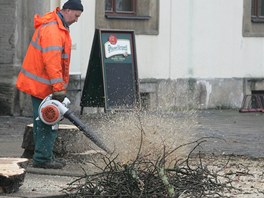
[83,109,199,163]
[65,110,240,197]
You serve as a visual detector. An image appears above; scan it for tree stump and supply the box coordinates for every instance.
[23,124,95,156]
[0,158,28,193]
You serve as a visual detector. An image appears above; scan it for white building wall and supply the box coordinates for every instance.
[138,0,264,79]
[49,0,264,111]
[76,1,95,76]
[66,0,264,79]
[53,0,95,75]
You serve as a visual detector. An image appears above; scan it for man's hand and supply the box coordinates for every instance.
[52,90,66,102]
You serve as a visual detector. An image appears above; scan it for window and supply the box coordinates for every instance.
[251,0,264,22]
[105,0,136,16]
[96,0,159,35]
[243,0,264,37]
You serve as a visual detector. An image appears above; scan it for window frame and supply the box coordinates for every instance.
[243,0,264,37]
[251,0,264,23]
[96,0,159,35]
[105,0,137,17]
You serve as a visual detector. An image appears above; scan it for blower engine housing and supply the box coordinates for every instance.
[38,95,70,125]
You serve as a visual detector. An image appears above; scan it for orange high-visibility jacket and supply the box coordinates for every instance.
[16,7,71,99]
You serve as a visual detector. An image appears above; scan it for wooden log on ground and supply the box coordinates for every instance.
[24,124,94,156]
[0,158,28,194]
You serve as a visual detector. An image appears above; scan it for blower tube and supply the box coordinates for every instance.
[64,110,110,153]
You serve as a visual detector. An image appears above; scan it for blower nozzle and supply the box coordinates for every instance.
[39,95,110,153]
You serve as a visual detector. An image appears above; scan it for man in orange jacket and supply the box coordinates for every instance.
[16,0,83,169]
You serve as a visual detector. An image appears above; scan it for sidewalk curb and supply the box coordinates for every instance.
[26,167,85,177]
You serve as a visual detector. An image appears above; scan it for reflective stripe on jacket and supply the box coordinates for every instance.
[16,7,71,99]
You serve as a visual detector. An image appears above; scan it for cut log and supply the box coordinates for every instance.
[0,158,28,193]
[55,124,95,155]
[23,124,94,156]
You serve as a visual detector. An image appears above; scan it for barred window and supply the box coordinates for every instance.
[251,0,264,22]
[105,0,136,16]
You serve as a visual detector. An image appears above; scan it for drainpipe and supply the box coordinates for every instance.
[169,0,172,79]
[188,0,194,76]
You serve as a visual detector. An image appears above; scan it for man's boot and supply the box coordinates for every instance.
[33,160,65,169]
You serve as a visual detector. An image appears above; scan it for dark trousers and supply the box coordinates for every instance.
[31,96,58,164]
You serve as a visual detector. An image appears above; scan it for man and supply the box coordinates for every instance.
[16,0,83,169]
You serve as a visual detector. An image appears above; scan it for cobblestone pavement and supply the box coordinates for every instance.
[0,116,32,158]
[0,110,264,197]
[1,110,263,159]
[195,110,264,157]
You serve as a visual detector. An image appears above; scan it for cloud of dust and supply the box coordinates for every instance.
[92,110,199,163]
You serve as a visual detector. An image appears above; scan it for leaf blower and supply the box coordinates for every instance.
[38,94,109,153]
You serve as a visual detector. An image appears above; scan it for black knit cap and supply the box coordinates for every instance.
[63,0,84,11]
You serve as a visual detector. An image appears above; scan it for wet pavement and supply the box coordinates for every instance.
[0,110,264,197]
[195,110,264,157]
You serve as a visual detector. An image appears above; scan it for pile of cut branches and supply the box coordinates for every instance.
[63,137,235,197]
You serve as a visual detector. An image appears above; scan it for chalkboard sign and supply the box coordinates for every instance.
[80,29,140,113]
